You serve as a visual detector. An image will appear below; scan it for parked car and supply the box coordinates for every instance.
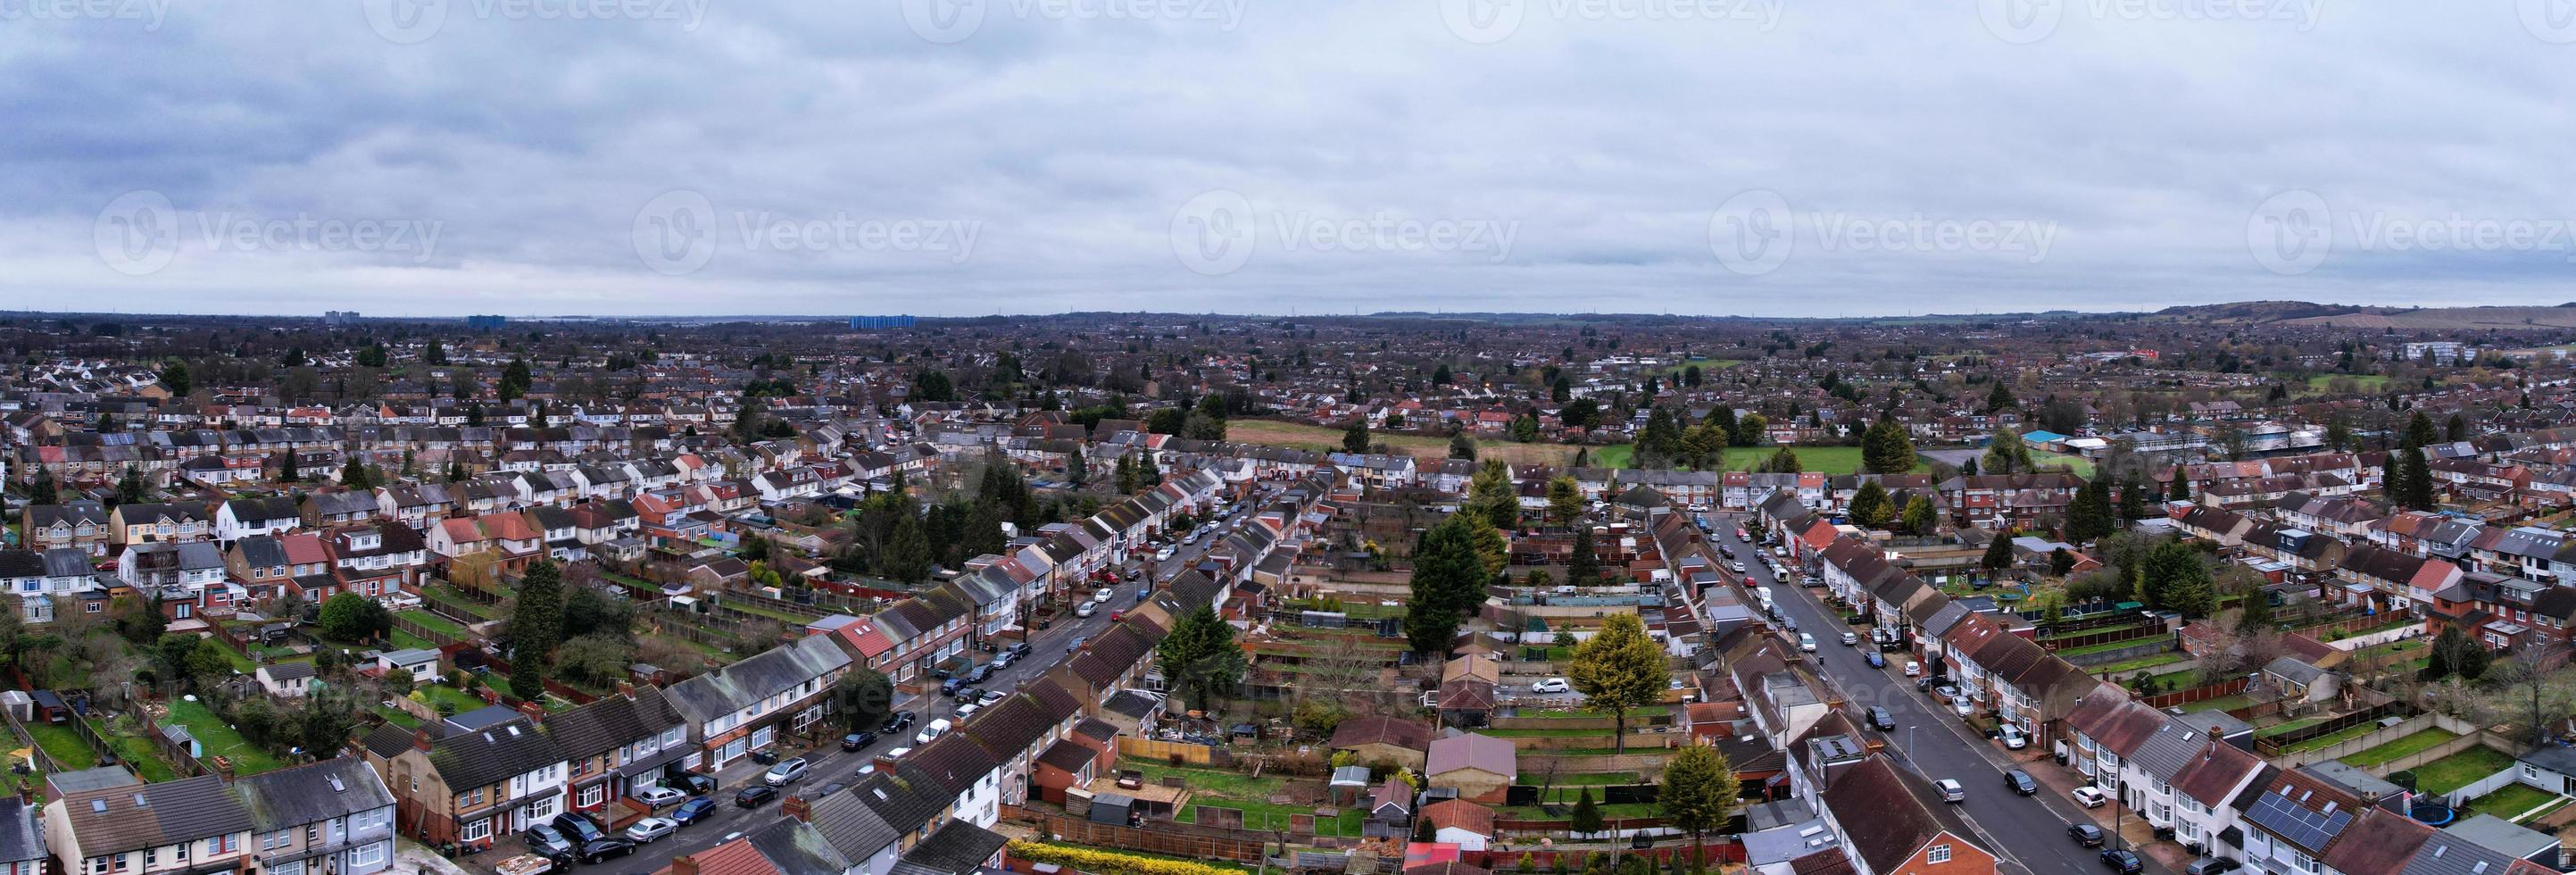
[2005,770,2037,796]
[524,825,578,860]
[964,664,994,684]
[579,838,637,864]
[952,686,983,704]
[1951,695,1974,717]
[1005,642,1031,659]
[991,652,1017,669]
[666,771,716,796]
[938,677,968,697]
[977,689,1008,706]
[1797,633,1816,652]
[1933,779,1965,803]
[1841,631,1858,646]
[1934,685,1962,700]
[1865,651,1885,668]
[553,814,605,845]
[879,711,916,734]
[955,703,983,720]
[763,757,810,786]
[1999,725,2029,750]
[2100,849,2143,874]
[842,731,878,751]
[1076,603,1096,618]
[670,798,717,826]
[633,786,690,809]
[624,818,678,844]
[1530,678,1571,694]
[1905,661,1922,677]
[2184,858,2242,875]
[1866,706,1895,731]
[1095,587,1115,603]
[2068,824,2106,847]
[916,718,951,746]
[2071,786,2109,808]
[735,786,779,808]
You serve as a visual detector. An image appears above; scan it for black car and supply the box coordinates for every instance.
[2068,824,2105,847]
[879,711,916,733]
[1005,642,1031,659]
[965,664,995,684]
[553,813,606,844]
[666,771,716,796]
[735,785,779,808]
[1866,706,1895,731]
[939,677,968,696]
[2184,859,2241,875]
[580,838,638,864]
[670,797,718,826]
[842,731,878,751]
[2100,849,2143,874]
[524,824,577,859]
[2005,770,2038,796]
[952,686,984,704]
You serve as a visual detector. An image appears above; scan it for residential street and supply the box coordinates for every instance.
[581,500,1254,875]
[1709,515,2175,875]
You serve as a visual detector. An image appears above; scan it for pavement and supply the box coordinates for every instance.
[561,492,1276,875]
[1707,513,2179,875]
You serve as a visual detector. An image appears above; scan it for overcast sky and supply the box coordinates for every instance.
[6,0,2575,318]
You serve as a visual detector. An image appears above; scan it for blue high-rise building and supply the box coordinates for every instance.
[849,315,917,329]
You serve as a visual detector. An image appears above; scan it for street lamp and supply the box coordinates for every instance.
[2112,777,2129,852]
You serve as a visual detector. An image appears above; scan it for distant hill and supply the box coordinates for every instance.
[2157,301,2576,330]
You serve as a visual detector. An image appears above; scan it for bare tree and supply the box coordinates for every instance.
[2492,644,2576,744]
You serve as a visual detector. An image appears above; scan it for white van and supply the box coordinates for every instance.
[1754,586,1773,603]
[915,718,951,746]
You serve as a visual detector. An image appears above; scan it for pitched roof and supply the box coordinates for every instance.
[424,718,569,791]
[229,756,395,830]
[55,773,255,855]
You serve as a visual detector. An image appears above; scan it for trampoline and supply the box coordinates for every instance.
[2409,802,2456,826]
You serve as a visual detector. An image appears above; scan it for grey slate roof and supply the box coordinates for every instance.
[664,635,851,724]
[230,756,396,830]
[0,799,43,865]
[893,821,1010,875]
[425,718,569,791]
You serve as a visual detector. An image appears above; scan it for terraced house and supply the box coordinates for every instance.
[665,633,852,769]
[360,721,569,847]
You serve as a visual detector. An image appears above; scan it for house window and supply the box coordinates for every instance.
[579,784,604,807]
[1926,844,1952,864]
[461,818,492,844]
[351,841,387,869]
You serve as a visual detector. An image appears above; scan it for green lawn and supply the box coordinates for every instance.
[2302,373,2393,395]
[2344,729,2459,768]
[1481,727,1617,738]
[2056,638,2166,658]
[1522,771,1641,786]
[1130,759,1367,836]
[163,700,287,776]
[1495,802,1659,821]
[2464,782,2562,821]
[410,685,488,716]
[1517,706,1669,719]
[1716,446,1894,475]
[2031,452,2097,479]
[23,722,96,771]
[2094,653,2190,673]
[2414,747,2517,795]
[1593,445,1634,469]
[397,610,468,638]
[2179,695,2256,713]
[96,732,179,782]
[2277,722,2382,754]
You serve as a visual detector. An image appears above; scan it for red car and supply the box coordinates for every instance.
[1743,575,1757,586]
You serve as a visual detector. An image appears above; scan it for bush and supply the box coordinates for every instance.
[1005,841,1240,875]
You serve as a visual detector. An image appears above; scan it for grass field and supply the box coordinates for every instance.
[2343,729,2459,768]
[1659,359,1745,377]
[164,699,287,776]
[2464,782,2562,821]
[2302,373,2394,395]
[2414,746,2517,795]
[1227,419,1591,468]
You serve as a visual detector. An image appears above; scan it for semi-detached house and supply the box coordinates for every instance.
[664,633,852,769]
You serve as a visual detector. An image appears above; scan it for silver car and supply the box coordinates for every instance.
[624,817,677,844]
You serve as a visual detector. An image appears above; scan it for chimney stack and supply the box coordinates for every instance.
[782,794,811,822]
[518,701,545,725]
[672,854,701,875]
[412,729,434,753]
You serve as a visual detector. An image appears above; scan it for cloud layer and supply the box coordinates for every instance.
[5,0,2574,316]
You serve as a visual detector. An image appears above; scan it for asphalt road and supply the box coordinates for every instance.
[1707,514,2171,875]
[585,493,1272,874]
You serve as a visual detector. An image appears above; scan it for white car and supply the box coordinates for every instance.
[1904,661,1923,677]
[624,817,678,844]
[2071,786,2109,808]
[632,787,689,809]
[1951,696,1975,717]
[1998,725,2029,750]
[1797,633,1816,653]
[1094,587,1115,603]
[915,718,951,746]
[1154,548,1174,562]
[1075,603,1096,618]
[1934,779,1965,803]
[1840,631,1859,646]
[1530,678,1572,694]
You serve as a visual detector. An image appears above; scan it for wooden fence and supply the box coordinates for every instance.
[2040,617,2171,653]
[1001,806,1269,862]
[1462,843,1747,870]
[2140,677,2250,710]
[2253,702,2414,757]
[390,613,468,649]
[1116,738,1226,766]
